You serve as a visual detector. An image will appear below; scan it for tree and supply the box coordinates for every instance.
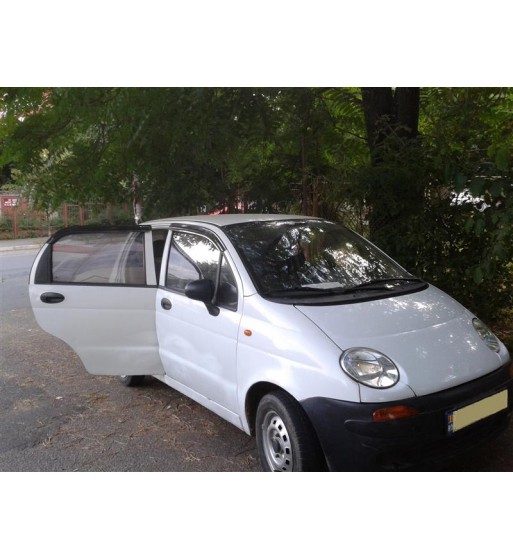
[360,87,423,265]
[1,86,511,321]
[410,88,513,319]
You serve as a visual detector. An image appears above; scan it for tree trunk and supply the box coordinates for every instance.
[361,87,422,265]
[361,87,395,165]
[301,132,310,215]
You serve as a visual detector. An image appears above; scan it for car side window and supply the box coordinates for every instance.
[51,231,146,285]
[166,230,238,310]
[166,236,202,290]
[217,256,238,311]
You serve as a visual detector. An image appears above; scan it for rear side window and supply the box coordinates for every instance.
[51,231,146,285]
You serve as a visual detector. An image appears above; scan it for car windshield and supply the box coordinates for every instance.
[224,219,415,296]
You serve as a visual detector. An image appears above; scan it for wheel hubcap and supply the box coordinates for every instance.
[262,411,293,471]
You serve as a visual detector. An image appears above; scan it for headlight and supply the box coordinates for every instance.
[472,318,500,352]
[340,348,399,388]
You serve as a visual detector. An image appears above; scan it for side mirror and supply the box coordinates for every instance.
[185,279,220,316]
[185,279,215,303]
[217,282,238,310]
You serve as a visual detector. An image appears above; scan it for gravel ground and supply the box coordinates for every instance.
[0,308,259,472]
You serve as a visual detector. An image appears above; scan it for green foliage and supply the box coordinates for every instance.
[0,87,369,218]
[406,191,513,321]
[1,86,512,322]
[388,88,513,320]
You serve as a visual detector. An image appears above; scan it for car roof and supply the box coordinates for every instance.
[142,214,317,228]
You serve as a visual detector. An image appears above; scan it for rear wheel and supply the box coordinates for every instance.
[255,390,325,472]
[118,375,146,387]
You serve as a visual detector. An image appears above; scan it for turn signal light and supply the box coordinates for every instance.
[372,405,419,422]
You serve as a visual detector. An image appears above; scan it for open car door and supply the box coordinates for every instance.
[29,226,165,377]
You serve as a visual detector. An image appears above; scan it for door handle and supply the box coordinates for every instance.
[41,292,65,304]
[161,298,172,310]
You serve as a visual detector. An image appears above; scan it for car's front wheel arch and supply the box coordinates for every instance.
[255,389,327,471]
[245,383,327,471]
[245,381,283,436]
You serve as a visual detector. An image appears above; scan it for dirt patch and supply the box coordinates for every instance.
[0,309,259,471]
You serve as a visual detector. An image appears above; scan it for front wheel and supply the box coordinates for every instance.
[255,391,325,472]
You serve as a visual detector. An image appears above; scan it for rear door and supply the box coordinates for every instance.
[29,226,165,377]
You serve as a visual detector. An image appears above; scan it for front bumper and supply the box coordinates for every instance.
[301,362,513,471]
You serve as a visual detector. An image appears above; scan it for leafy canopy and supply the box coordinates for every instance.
[1,86,512,321]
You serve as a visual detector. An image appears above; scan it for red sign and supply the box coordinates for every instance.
[2,197,20,208]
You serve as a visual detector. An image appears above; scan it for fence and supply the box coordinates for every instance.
[0,197,133,240]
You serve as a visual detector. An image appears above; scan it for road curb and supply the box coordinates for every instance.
[0,243,45,253]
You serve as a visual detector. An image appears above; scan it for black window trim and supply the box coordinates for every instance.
[162,226,239,312]
[167,223,226,250]
[35,225,151,286]
[47,224,151,245]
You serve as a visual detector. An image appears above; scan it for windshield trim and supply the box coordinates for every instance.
[262,281,428,306]
[223,219,427,305]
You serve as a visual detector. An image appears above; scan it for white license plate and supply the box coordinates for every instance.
[447,390,508,434]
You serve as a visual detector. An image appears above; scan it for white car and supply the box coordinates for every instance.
[29,214,513,471]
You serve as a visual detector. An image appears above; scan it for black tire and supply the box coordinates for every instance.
[118,375,146,387]
[255,390,325,472]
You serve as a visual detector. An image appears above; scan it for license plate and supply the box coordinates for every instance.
[447,390,508,434]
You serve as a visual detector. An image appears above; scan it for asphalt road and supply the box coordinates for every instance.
[1,248,512,472]
[0,248,259,471]
[0,250,35,311]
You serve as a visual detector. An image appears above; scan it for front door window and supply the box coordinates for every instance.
[166,231,238,311]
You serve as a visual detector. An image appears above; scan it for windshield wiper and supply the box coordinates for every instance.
[263,278,425,298]
[338,277,425,294]
[263,286,332,297]
[355,277,423,287]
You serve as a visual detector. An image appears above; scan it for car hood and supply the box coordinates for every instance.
[295,285,505,398]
